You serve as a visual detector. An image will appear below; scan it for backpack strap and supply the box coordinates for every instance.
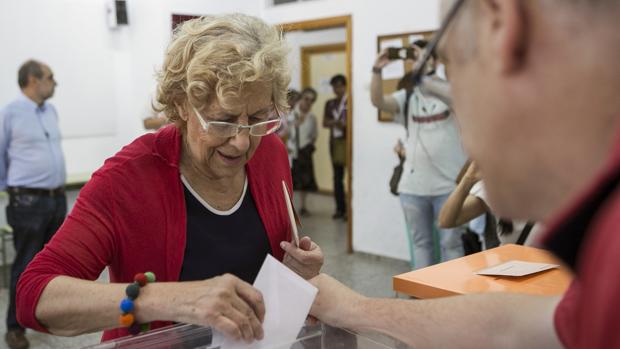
[516,222,535,245]
[403,89,413,138]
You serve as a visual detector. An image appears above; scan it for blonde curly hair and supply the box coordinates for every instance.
[155,14,290,125]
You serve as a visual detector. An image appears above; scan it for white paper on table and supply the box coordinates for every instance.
[476,260,559,277]
[218,255,318,348]
[379,38,406,80]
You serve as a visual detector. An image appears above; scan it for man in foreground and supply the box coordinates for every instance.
[310,1,620,347]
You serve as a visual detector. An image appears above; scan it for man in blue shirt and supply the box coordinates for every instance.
[0,60,66,349]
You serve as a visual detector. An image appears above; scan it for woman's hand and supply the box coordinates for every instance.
[171,275,265,343]
[281,237,324,279]
[393,140,405,158]
[463,161,482,183]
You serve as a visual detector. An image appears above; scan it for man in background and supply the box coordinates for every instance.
[371,40,466,269]
[323,74,347,220]
[0,60,67,349]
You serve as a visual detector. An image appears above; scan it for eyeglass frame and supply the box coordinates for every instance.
[410,0,467,87]
[191,103,283,138]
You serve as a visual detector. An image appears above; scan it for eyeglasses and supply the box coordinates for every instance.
[192,104,282,138]
[412,0,465,106]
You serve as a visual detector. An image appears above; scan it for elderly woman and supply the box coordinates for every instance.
[16,14,323,343]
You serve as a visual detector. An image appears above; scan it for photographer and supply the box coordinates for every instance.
[371,39,467,269]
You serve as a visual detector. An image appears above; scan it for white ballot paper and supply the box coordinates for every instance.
[216,255,318,348]
[476,260,559,277]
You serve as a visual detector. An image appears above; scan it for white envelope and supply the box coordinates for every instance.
[217,255,318,348]
[476,260,559,277]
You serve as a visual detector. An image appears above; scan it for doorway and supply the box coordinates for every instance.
[281,16,353,253]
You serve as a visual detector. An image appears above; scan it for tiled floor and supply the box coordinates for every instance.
[0,193,410,348]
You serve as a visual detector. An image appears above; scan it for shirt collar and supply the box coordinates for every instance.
[543,128,620,269]
[18,92,47,112]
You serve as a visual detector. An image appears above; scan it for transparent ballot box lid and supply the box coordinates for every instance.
[83,323,409,349]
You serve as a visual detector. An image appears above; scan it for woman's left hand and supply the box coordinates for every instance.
[280,237,324,279]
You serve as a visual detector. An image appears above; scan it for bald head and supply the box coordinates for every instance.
[442,0,620,14]
[18,60,56,105]
[439,0,620,221]
[442,0,620,32]
[18,60,45,89]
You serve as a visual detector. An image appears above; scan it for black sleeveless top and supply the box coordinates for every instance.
[179,178,272,283]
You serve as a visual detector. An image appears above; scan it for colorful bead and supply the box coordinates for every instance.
[144,271,156,283]
[134,273,147,286]
[119,313,135,327]
[128,322,141,335]
[126,282,140,300]
[119,298,134,313]
[120,272,156,334]
[140,323,151,332]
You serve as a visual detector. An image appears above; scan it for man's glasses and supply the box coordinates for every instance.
[412,0,465,105]
[192,104,282,138]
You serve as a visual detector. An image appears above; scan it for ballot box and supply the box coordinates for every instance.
[83,322,409,349]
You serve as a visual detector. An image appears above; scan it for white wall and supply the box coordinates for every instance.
[262,0,441,261]
[0,0,122,175]
[0,0,117,139]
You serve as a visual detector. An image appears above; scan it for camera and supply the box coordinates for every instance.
[387,47,416,60]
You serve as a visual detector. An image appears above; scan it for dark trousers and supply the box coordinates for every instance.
[6,192,66,330]
[332,163,346,214]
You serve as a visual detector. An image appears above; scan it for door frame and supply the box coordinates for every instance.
[300,43,346,90]
[280,16,354,253]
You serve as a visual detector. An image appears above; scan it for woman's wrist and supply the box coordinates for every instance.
[133,282,173,324]
[135,281,205,325]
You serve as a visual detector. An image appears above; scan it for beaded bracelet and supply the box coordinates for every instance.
[119,271,156,335]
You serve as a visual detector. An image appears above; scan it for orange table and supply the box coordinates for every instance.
[393,244,573,299]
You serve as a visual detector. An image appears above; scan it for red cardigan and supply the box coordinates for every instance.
[16,126,293,341]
